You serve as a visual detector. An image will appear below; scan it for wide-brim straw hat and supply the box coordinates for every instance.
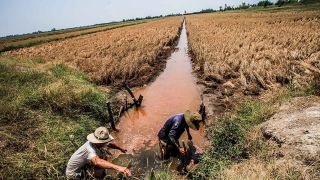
[184,110,202,131]
[87,127,114,144]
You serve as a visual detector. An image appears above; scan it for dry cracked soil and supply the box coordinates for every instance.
[261,95,320,167]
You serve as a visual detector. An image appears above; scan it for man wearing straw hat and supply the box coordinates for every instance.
[66,127,131,179]
[157,110,202,160]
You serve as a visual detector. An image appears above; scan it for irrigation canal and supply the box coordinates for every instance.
[109,20,207,178]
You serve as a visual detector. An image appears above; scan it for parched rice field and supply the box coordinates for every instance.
[1,5,320,180]
[0,20,147,52]
[186,10,320,91]
[2,9,320,92]
[3,16,184,86]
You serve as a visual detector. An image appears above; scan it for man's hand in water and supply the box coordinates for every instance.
[179,147,186,155]
[118,167,132,177]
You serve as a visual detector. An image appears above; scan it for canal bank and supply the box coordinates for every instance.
[108,20,208,178]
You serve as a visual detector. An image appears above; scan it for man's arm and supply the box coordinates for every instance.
[168,119,186,155]
[91,156,131,177]
[185,126,192,140]
[107,142,127,153]
[168,134,186,155]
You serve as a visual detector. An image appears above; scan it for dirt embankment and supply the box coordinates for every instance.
[186,39,320,170]
[261,95,320,167]
[189,62,260,124]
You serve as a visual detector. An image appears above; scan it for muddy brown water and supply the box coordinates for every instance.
[108,21,207,178]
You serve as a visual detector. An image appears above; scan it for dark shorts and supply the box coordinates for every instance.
[159,139,180,160]
[66,169,87,180]
[66,166,106,180]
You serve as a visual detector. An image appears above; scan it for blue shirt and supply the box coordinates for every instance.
[157,113,187,149]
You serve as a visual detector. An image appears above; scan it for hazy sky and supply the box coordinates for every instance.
[0,0,277,37]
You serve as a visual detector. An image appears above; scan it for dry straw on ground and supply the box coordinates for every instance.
[0,21,142,51]
[3,17,184,86]
[186,11,320,91]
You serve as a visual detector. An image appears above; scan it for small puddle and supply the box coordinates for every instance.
[109,20,206,178]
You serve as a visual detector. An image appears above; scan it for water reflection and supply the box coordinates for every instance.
[109,20,206,178]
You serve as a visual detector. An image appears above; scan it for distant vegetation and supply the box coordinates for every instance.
[1,14,180,39]
[123,13,182,22]
[2,21,123,38]
[186,0,320,14]
[2,0,319,38]
[0,20,150,53]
